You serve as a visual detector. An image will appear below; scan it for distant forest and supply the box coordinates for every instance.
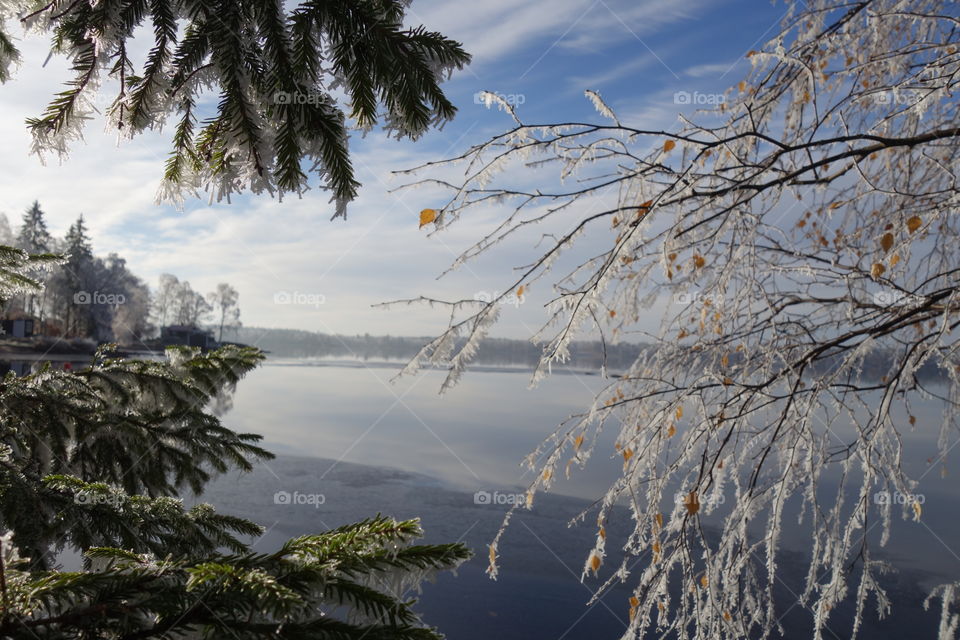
[229,327,945,381]
[230,326,646,370]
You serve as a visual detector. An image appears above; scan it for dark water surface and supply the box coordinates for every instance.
[202,361,957,639]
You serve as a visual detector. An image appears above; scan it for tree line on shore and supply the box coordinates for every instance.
[0,201,241,345]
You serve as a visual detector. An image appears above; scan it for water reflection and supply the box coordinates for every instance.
[222,362,959,586]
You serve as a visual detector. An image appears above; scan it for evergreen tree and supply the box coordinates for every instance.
[15,201,51,255]
[12,201,54,321]
[0,1,471,218]
[60,215,96,336]
[0,255,469,638]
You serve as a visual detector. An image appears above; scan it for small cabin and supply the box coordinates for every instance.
[160,325,217,350]
[1,318,35,338]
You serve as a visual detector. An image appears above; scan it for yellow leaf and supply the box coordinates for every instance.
[906,215,922,233]
[652,542,661,554]
[488,545,497,566]
[516,285,524,297]
[622,448,634,462]
[693,254,706,269]
[419,208,438,228]
[663,140,676,153]
[912,502,922,521]
[890,254,900,267]
[721,354,729,367]
[667,424,677,437]
[871,263,886,278]
[677,329,688,339]
[880,232,894,253]
[701,575,709,588]
[738,81,746,93]
[542,469,552,481]
[654,513,663,529]
[684,492,700,515]
[573,434,585,450]
[590,554,602,573]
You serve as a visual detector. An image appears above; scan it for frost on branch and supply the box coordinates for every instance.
[0,0,470,217]
[397,1,960,638]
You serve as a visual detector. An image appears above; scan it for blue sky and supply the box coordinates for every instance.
[0,0,786,339]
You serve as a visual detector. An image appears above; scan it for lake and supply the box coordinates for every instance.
[200,359,956,639]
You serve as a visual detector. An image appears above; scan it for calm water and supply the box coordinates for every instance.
[206,360,958,639]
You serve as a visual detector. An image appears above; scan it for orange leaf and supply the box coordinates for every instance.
[700,575,709,588]
[880,232,894,253]
[890,254,900,267]
[871,263,886,278]
[675,406,683,420]
[684,492,700,515]
[693,254,706,269]
[419,208,438,228]
[738,81,746,93]
[516,285,524,297]
[654,513,663,529]
[622,448,634,462]
[667,424,677,437]
[663,140,676,153]
[906,215,922,233]
[590,554,602,572]
[573,434,585,450]
[609,310,617,318]
[599,526,606,540]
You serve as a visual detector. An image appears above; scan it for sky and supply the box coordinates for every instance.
[0,0,786,339]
